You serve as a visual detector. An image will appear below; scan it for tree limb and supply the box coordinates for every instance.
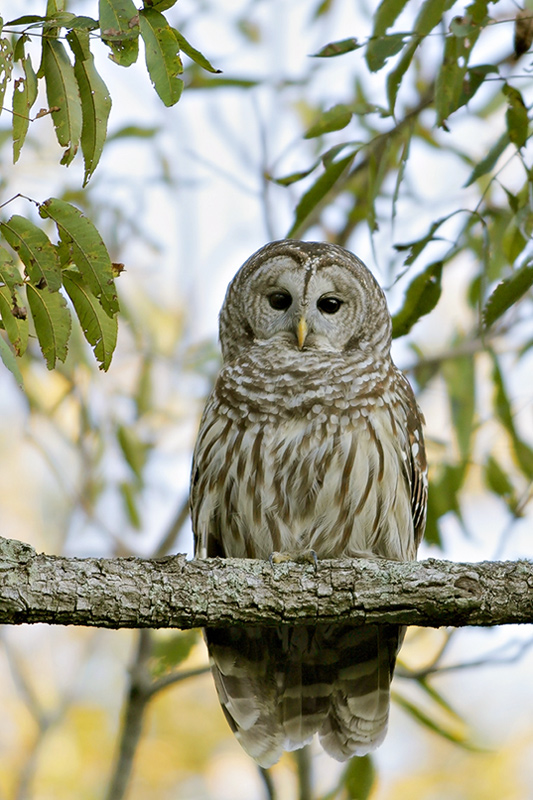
[1,537,532,629]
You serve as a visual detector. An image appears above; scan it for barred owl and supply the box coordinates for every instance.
[190,240,427,767]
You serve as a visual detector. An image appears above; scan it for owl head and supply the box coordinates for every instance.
[219,240,392,364]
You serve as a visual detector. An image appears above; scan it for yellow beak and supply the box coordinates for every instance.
[297,317,308,349]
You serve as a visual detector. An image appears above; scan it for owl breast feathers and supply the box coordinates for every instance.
[190,240,427,767]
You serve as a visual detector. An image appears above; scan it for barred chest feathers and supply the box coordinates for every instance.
[192,348,417,562]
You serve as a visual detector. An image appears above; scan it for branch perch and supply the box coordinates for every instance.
[1,537,532,629]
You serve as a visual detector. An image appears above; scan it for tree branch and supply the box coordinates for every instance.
[1,537,532,629]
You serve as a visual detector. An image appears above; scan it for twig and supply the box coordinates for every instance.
[105,630,153,800]
[153,496,190,557]
[295,746,313,800]
[105,634,209,799]
[399,634,533,679]
[259,767,277,800]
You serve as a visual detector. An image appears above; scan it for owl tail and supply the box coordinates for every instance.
[318,624,403,760]
[205,623,402,768]
[205,626,287,768]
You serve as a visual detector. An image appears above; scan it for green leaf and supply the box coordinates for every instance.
[272,161,320,186]
[484,455,516,503]
[458,63,498,108]
[464,131,510,187]
[139,8,183,106]
[44,10,76,31]
[483,261,533,328]
[466,0,491,26]
[415,677,466,723]
[491,353,533,480]
[442,351,476,462]
[304,104,352,138]
[392,129,411,220]
[394,216,449,264]
[39,198,119,316]
[491,355,515,435]
[0,333,23,386]
[42,38,82,165]
[63,269,117,370]
[367,136,393,232]
[12,52,38,163]
[340,755,376,799]
[186,74,257,90]
[120,480,142,528]
[172,28,221,73]
[107,124,160,141]
[0,215,62,291]
[435,34,469,125]
[372,0,410,35]
[503,84,529,149]
[26,282,71,369]
[117,424,149,481]
[151,630,199,676]
[386,36,418,114]
[99,0,139,67]
[392,261,443,337]
[366,32,408,72]
[287,152,355,238]
[67,30,112,185]
[0,247,23,291]
[65,15,99,31]
[135,356,153,415]
[0,36,13,116]
[366,0,409,71]
[393,691,478,749]
[414,0,456,36]
[321,141,361,167]
[312,37,361,58]
[0,285,28,356]
[6,15,47,26]
[143,0,179,10]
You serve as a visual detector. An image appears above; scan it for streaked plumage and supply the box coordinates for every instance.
[190,240,427,767]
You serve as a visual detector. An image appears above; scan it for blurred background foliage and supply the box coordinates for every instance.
[1,0,533,798]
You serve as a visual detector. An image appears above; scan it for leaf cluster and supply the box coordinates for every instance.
[0,0,220,378]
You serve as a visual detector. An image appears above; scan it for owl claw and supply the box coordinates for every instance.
[269,550,319,570]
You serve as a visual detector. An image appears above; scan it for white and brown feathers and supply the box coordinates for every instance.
[190,240,427,767]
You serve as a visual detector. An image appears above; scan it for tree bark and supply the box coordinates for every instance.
[1,537,532,629]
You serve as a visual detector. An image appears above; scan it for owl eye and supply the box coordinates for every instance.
[268,291,292,310]
[317,296,343,314]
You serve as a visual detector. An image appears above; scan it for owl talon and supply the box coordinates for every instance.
[269,550,318,569]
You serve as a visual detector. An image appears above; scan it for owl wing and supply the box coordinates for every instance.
[190,391,230,559]
[398,370,428,549]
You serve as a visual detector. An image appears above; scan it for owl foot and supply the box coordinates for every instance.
[269,550,318,569]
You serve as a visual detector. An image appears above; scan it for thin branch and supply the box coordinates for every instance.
[295,746,313,800]
[105,630,153,800]
[105,636,210,798]
[148,665,210,697]
[400,634,533,680]
[259,767,277,800]
[153,497,190,558]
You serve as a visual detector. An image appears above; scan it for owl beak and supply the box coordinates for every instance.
[297,316,308,349]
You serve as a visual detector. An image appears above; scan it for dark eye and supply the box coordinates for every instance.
[268,291,292,311]
[317,296,343,314]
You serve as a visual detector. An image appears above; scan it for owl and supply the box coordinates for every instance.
[190,240,427,768]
